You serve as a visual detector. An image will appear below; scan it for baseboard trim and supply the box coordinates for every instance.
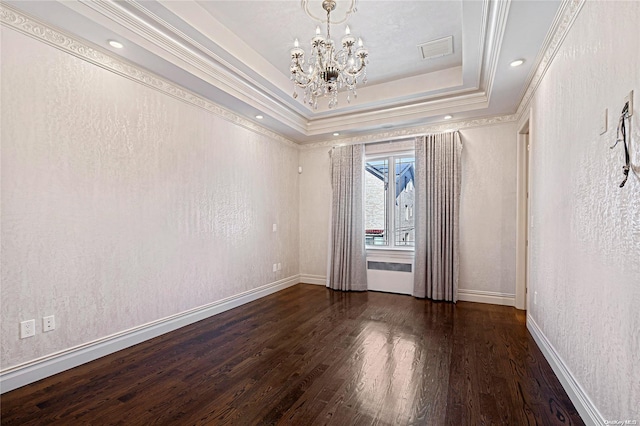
[457,289,515,306]
[299,274,326,286]
[0,275,301,394]
[298,281,517,306]
[527,314,604,426]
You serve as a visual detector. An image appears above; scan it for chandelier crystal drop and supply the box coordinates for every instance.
[290,0,369,110]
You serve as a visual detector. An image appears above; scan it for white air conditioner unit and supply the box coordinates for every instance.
[366,254,414,295]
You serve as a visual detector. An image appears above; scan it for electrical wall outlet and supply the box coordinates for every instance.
[20,319,36,339]
[277,263,282,271]
[534,291,538,305]
[624,90,633,116]
[272,223,277,232]
[272,263,277,272]
[43,315,55,332]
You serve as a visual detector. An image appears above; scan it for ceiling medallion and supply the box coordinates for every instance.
[290,0,369,109]
[301,0,358,24]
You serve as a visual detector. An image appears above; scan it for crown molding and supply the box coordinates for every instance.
[2,0,511,140]
[299,0,584,149]
[480,0,511,104]
[514,0,586,121]
[51,0,503,138]
[1,0,578,146]
[306,91,490,135]
[0,4,299,148]
[303,0,584,151]
[302,0,509,135]
[300,113,519,149]
[102,0,483,127]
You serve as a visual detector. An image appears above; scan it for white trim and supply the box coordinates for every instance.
[299,274,326,286]
[0,275,300,394]
[527,315,605,426]
[300,114,518,149]
[306,92,490,136]
[515,113,531,310]
[365,249,415,259]
[457,289,515,306]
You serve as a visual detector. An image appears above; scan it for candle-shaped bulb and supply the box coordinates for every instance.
[358,38,363,47]
[316,26,321,35]
[294,38,299,48]
[345,25,351,35]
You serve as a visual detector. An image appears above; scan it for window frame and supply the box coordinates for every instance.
[364,149,416,252]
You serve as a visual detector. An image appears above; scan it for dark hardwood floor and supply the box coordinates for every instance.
[1,284,583,425]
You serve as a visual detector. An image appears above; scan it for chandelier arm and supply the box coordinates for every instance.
[333,48,366,77]
[294,81,313,89]
[291,56,322,83]
[292,62,310,78]
[342,61,366,77]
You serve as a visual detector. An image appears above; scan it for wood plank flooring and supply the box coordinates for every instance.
[1,284,583,425]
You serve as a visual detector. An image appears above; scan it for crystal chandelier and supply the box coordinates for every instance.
[290,0,369,109]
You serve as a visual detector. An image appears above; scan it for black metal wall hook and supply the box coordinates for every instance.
[612,102,631,188]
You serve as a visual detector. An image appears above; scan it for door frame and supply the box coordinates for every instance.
[515,111,532,310]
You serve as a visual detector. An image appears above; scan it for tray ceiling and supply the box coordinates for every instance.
[4,0,563,143]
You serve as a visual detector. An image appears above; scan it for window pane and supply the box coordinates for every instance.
[365,159,388,246]
[394,156,415,246]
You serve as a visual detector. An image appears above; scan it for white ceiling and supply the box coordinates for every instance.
[6,0,563,144]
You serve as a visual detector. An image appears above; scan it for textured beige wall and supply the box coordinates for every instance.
[0,28,299,369]
[299,147,331,278]
[526,2,639,420]
[458,123,517,295]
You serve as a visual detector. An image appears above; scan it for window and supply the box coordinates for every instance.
[365,152,415,248]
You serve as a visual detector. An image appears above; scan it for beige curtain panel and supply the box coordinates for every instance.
[327,144,368,291]
[413,132,462,302]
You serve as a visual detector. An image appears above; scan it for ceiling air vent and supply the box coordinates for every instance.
[418,36,453,60]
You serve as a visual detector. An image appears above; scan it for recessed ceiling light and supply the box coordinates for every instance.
[255,115,264,119]
[333,132,340,136]
[444,115,453,120]
[510,59,525,67]
[108,40,124,49]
